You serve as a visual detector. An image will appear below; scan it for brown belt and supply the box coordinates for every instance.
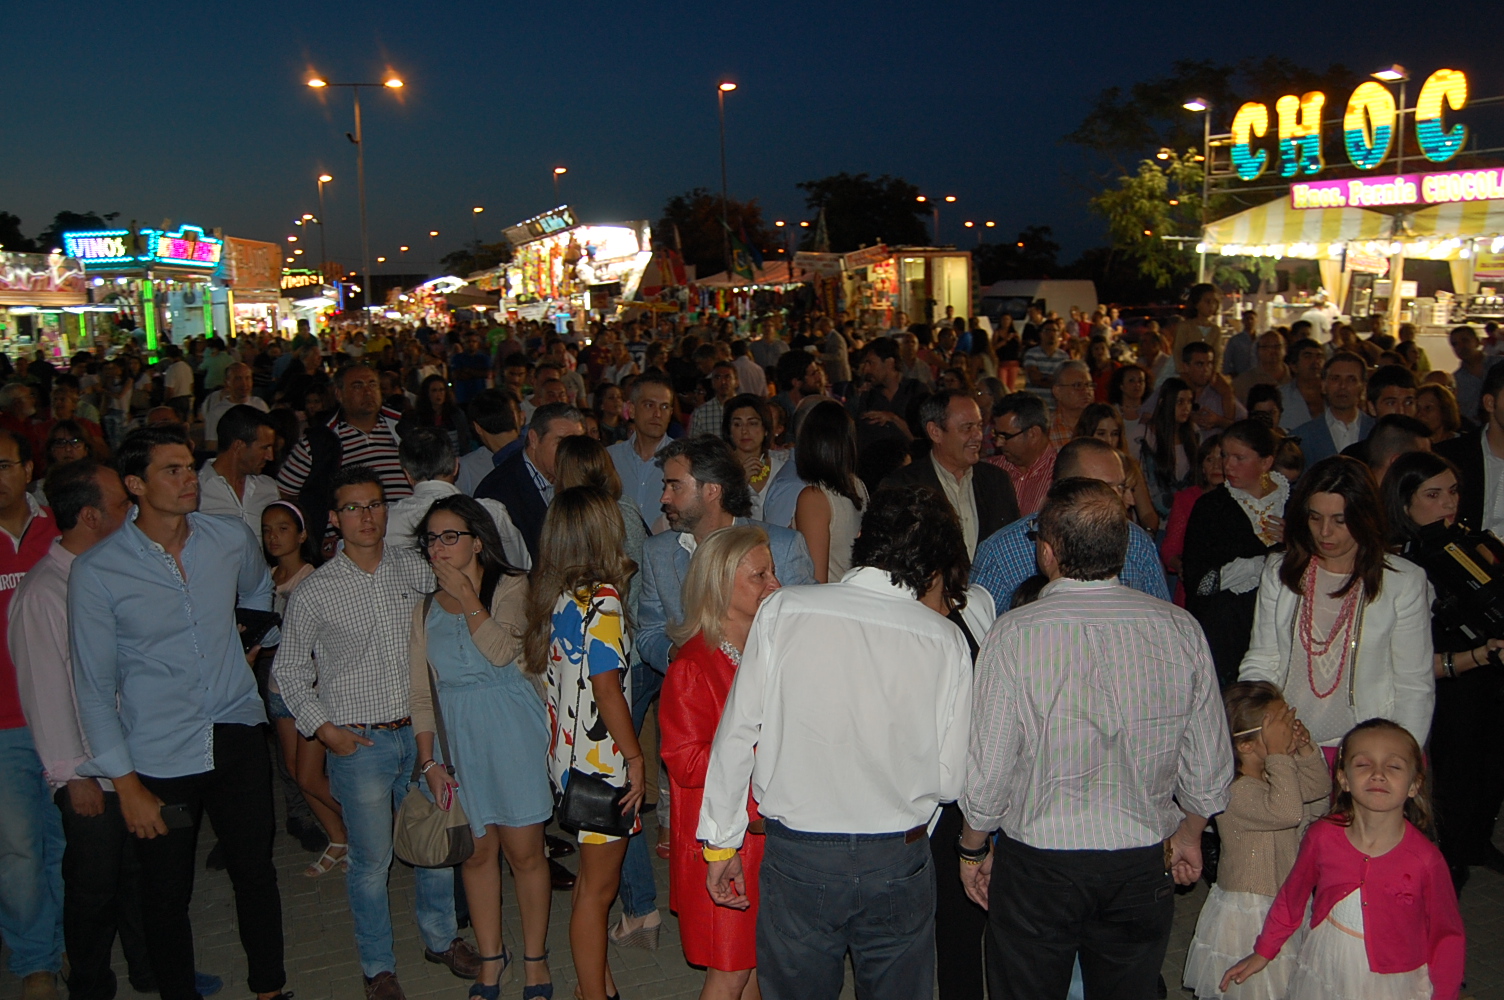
[355,717,411,731]
[904,824,926,844]
[746,819,766,835]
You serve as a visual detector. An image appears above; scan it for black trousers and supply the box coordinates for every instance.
[930,803,987,1000]
[985,835,1172,1000]
[135,724,285,1000]
[54,787,153,1000]
[1432,667,1504,868]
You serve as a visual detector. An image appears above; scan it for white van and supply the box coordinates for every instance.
[979,280,1099,327]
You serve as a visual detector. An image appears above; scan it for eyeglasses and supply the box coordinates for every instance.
[423,530,475,548]
[50,437,84,448]
[336,500,389,516]
[1056,381,1092,391]
[994,426,1033,442]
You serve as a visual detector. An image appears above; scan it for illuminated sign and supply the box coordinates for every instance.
[1291,166,1504,209]
[1230,67,1469,179]
[0,252,88,306]
[280,269,323,291]
[504,206,579,246]
[62,224,223,271]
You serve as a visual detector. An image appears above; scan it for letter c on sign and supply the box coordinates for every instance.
[1231,103,1270,181]
[1344,82,1397,171]
[1415,69,1469,164]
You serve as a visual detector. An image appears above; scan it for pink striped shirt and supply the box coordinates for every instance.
[962,578,1231,849]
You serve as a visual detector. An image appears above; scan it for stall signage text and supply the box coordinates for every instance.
[281,269,323,290]
[1291,166,1504,209]
[1232,68,1469,181]
[63,225,223,270]
[151,226,222,268]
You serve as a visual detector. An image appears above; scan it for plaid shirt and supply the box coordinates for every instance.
[969,514,1170,613]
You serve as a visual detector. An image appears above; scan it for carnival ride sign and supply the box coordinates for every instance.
[1231,68,1469,181]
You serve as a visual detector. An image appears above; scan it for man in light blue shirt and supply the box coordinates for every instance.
[607,373,675,520]
[69,427,287,1000]
[971,437,1169,613]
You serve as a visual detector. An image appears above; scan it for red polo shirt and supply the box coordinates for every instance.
[0,502,60,729]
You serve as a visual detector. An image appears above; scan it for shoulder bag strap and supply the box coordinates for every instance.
[412,593,460,781]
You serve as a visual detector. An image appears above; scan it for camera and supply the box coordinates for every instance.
[1409,520,1504,645]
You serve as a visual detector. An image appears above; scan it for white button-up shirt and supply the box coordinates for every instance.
[1325,409,1362,454]
[1483,434,1504,535]
[197,460,278,533]
[698,566,973,848]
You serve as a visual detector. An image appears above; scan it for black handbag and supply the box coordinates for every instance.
[555,640,636,838]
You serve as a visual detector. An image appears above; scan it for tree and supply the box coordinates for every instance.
[1089,151,1206,290]
[440,240,512,277]
[0,214,37,253]
[33,210,120,255]
[656,188,771,277]
[973,226,1062,285]
[795,173,929,253]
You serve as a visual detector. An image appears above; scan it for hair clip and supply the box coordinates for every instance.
[1232,725,1263,738]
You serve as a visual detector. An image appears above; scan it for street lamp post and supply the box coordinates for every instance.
[553,166,567,202]
[316,173,332,275]
[306,74,403,312]
[1184,98,1212,281]
[1372,65,1412,335]
[717,81,737,272]
[916,195,956,244]
[472,206,484,246]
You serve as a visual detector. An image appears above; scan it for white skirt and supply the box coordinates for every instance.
[1286,893,1432,1000]
[1183,886,1303,1000]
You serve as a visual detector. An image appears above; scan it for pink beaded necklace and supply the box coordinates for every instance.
[1297,559,1362,699]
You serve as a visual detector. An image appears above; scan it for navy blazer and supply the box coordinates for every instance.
[636,519,815,673]
[474,449,548,562]
[1290,412,1375,467]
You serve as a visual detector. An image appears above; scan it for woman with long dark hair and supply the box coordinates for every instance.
[593,383,631,446]
[793,400,868,583]
[721,394,789,522]
[400,374,472,455]
[409,495,553,999]
[1181,420,1288,684]
[1107,363,1150,457]
[1158,434,1224,606]
[1075,402,1158,533]
[1138,376,1199,520]
[1384,450,1504,890]
[1240,457,1434,761]
[524,487,642,1000]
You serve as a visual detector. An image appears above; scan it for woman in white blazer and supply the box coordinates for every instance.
[1238,456,1434,751]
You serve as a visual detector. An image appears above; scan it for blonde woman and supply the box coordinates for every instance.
[661,526,781,1000]
[523,487,643,1000]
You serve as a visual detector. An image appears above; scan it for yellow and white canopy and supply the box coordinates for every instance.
[1202,198,1394,259]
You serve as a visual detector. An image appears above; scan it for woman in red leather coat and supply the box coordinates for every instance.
[660,525,782,999]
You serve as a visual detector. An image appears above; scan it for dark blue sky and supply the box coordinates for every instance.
[6,1,1499,275]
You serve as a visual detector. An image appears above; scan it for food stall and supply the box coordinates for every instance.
[836,245,972,328]
[277,267,342,334]
[0,251,92,357]
[496,206,653,323]
[217,237,284,338]
[62,224,224,351]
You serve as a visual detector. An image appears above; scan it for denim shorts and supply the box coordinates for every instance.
[264,690,293,721]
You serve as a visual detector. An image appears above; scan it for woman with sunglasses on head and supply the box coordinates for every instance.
[409,495,554,999]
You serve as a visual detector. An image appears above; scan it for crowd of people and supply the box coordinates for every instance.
[0,288,1500,1000]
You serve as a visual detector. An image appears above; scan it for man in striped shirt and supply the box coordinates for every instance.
[276,364,409,528]
[958,477,1231,1000]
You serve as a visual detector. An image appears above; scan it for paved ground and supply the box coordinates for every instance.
[5,805,1504,1000]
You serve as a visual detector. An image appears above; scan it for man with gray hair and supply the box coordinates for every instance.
[607,373,675,518]
[959,477,1230,1000]
[386,426,530,569]
[474,402,584,561]
[1048,360,1094,449]
[199,362,267,450]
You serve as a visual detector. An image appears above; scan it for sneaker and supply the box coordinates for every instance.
[363,972,405,1000]
[423,938,481,979]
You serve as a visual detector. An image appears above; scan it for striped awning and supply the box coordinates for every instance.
[1406,200,1504,238]
[1203,198,1393,255]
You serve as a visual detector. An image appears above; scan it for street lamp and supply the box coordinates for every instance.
[915,195,954,243]
[305,72,404,311]
[1184,98,1213,280]
[553,166,567,202]
[717,80,737,272]
[472,206,484,245]
[316,173,332,274]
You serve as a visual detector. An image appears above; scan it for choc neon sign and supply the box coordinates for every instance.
[1291,166,1504,209]
[1231,68,1469,181]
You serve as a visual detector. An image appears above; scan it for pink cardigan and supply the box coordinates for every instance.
[1254,818,1464,999]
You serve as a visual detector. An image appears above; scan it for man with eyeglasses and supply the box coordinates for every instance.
[986,393,1057,518]
[274,465,479,1000]
[69,427,286,1000]
[1048,361,1095,449]
[972,437,1170,612]
[607,374,676,521]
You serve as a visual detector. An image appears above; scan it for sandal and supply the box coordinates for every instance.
[303,842,348,878]
[467,949,512,1000]
[522,952,553,1000]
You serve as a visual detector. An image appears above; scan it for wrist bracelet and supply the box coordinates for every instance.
[702,846,736,862]
[419,759,440,775]
[955,834,991,862]
[1444,652,1456,679]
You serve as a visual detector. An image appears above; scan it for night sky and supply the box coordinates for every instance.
[6,1,1500,275]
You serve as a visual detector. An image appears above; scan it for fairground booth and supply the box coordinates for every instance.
[62,224,225,351]
[1197,64,1504,356]
[0,251,94,357]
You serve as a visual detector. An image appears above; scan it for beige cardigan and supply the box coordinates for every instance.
[1215,750,1332,897]
[407,573,530,737]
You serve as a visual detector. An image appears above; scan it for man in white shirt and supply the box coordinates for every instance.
[198,406,279,531]
[1297,291,1340,342]
[385,426,529,570]
[160,346,194,421]
[199,364,267,450]
[959,478,1231,1000]
[1290,352,1374,463]
[729,341,767,398]
[699,486,973,1000]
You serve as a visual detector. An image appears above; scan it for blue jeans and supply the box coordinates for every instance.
[0,726,65,976]
[616,660,660,919]
[756,821,934,1000]
[326,726,457,978]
